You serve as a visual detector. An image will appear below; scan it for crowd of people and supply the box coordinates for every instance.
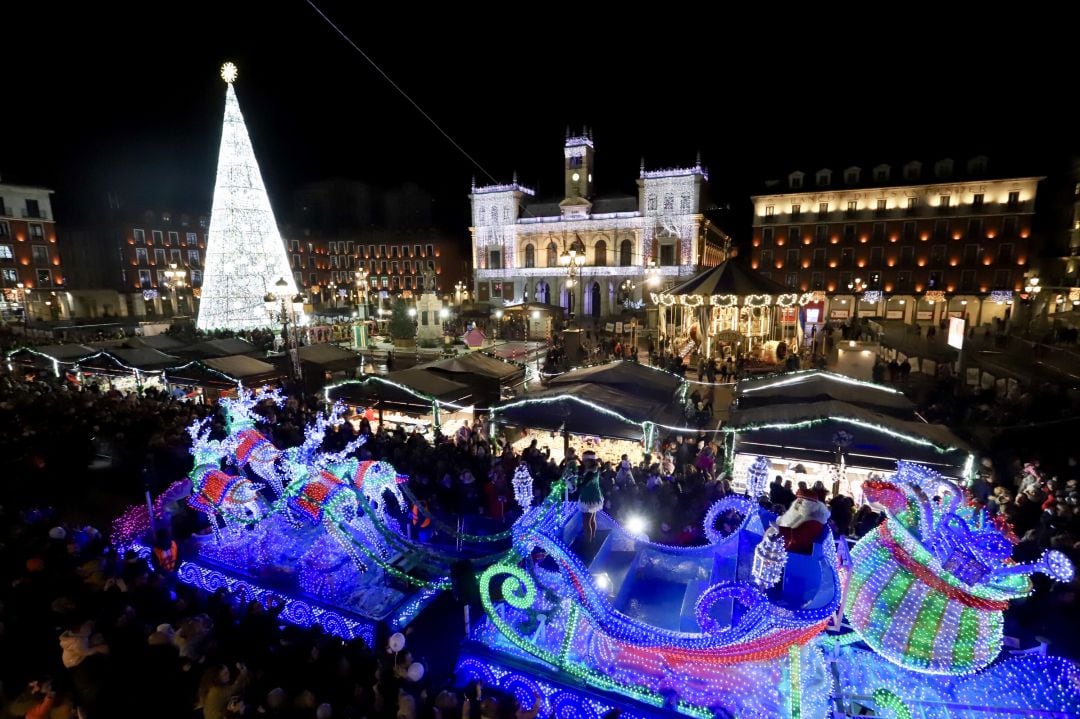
[1,319,1078,717]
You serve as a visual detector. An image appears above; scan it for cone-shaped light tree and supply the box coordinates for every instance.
[197,62,301,331]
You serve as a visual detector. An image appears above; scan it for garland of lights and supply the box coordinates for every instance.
[846,461,1074,675]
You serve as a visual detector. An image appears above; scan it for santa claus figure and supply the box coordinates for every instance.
[765,487,831,554]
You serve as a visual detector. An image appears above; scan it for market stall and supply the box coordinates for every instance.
[734,369,917,419]
[728,399,972,502]
[491,361,688,464]
[77,347,178,393]
[6,344,97,378]
[422,351,527,407]
[163,355,284,400]
[297,343,361,387]
[326,369,474,438]
[651,260,823,368]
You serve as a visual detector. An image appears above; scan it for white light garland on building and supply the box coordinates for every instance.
[197,63,300,331]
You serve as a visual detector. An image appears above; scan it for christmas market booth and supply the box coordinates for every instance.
[325,369,475,438]
[734,369,917,420]
[297,343,361,387]
[422,351,527,407]
[6,344,98,379]
[74,347,179,393]
[490,361,687,465]
[652,259,824,369]
[163,355,284,401]
[728,397,973,503]
[178,336,262,359]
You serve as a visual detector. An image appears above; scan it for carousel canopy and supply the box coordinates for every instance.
[731,399,971,477]
[663,260,791,298]
[735,370,917,418]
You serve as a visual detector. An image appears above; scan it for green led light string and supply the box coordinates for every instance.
[477,563,712,718]
[871,688,912,719]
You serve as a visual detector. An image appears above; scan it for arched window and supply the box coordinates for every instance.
[524,244,535,268]
[546,241,558,268]
[536,280,550,304]
[590,282,601,317]
[594,240,607,266]
[619,239,633,266]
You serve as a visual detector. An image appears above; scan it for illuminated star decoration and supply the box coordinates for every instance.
[221,61,238,84]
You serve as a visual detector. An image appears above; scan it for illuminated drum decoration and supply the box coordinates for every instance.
[846,462,1074,675]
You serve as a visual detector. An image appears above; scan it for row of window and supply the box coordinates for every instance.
[294,240,437,259]
[644,194,693,213]
[291,255,438,274]
[133,229,205,247]
[761,216,1022,246]
[0,221,45,240]
[293,272,428,291]
[1,268,56,287]
[763,192,1021,217]
[135,248,201,267]
[758,243,1014,268]
[770,269,1010,293]
[1,244,55,264]
[0,198,45,219]
[137,269,203,289]
[788,159,986,189]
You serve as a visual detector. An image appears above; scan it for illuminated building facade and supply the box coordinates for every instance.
[470,130,729,318]
[750,158,1041,327]
[0,181,67,320]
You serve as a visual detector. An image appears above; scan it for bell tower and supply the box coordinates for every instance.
[564,127,594,200]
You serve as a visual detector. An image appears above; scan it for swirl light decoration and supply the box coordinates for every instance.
[846,461,1074,674]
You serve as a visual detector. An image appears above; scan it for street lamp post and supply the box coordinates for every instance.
[494,309,503,340]
[455,280,467,306]
[264,277,305,383]
[559,244,586,324]
[847,277,865,318]
[163,263,188,317]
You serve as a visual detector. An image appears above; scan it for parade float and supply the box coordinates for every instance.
[112,389,1079,718]
[459,459,1079,718]
[117,388,511,645]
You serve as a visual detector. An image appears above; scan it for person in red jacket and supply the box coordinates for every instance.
[765,487,830,554]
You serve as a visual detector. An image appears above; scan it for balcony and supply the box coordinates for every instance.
[21,209,49,220]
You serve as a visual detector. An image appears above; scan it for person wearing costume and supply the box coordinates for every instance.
[577,450,604,543]
[764,487,830,554]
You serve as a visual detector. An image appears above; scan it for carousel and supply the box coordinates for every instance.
[651,260,826,367]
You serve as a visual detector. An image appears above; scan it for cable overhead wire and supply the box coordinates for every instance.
[303,0,498,187]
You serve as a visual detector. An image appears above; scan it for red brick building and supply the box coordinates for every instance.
[285,229,468,309]
[118,210,209,316]
[750,158,1041,328]
[0,182,66,320]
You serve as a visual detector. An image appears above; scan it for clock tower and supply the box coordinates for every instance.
[563,128,594,200]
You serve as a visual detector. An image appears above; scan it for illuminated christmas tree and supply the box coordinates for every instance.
[196,62,300,331]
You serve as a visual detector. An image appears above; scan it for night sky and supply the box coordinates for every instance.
[6,4,1076,240]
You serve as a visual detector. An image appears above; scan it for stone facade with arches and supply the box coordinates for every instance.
[469,131,729,321]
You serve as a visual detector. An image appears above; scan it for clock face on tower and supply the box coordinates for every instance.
[571,172,580,182]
